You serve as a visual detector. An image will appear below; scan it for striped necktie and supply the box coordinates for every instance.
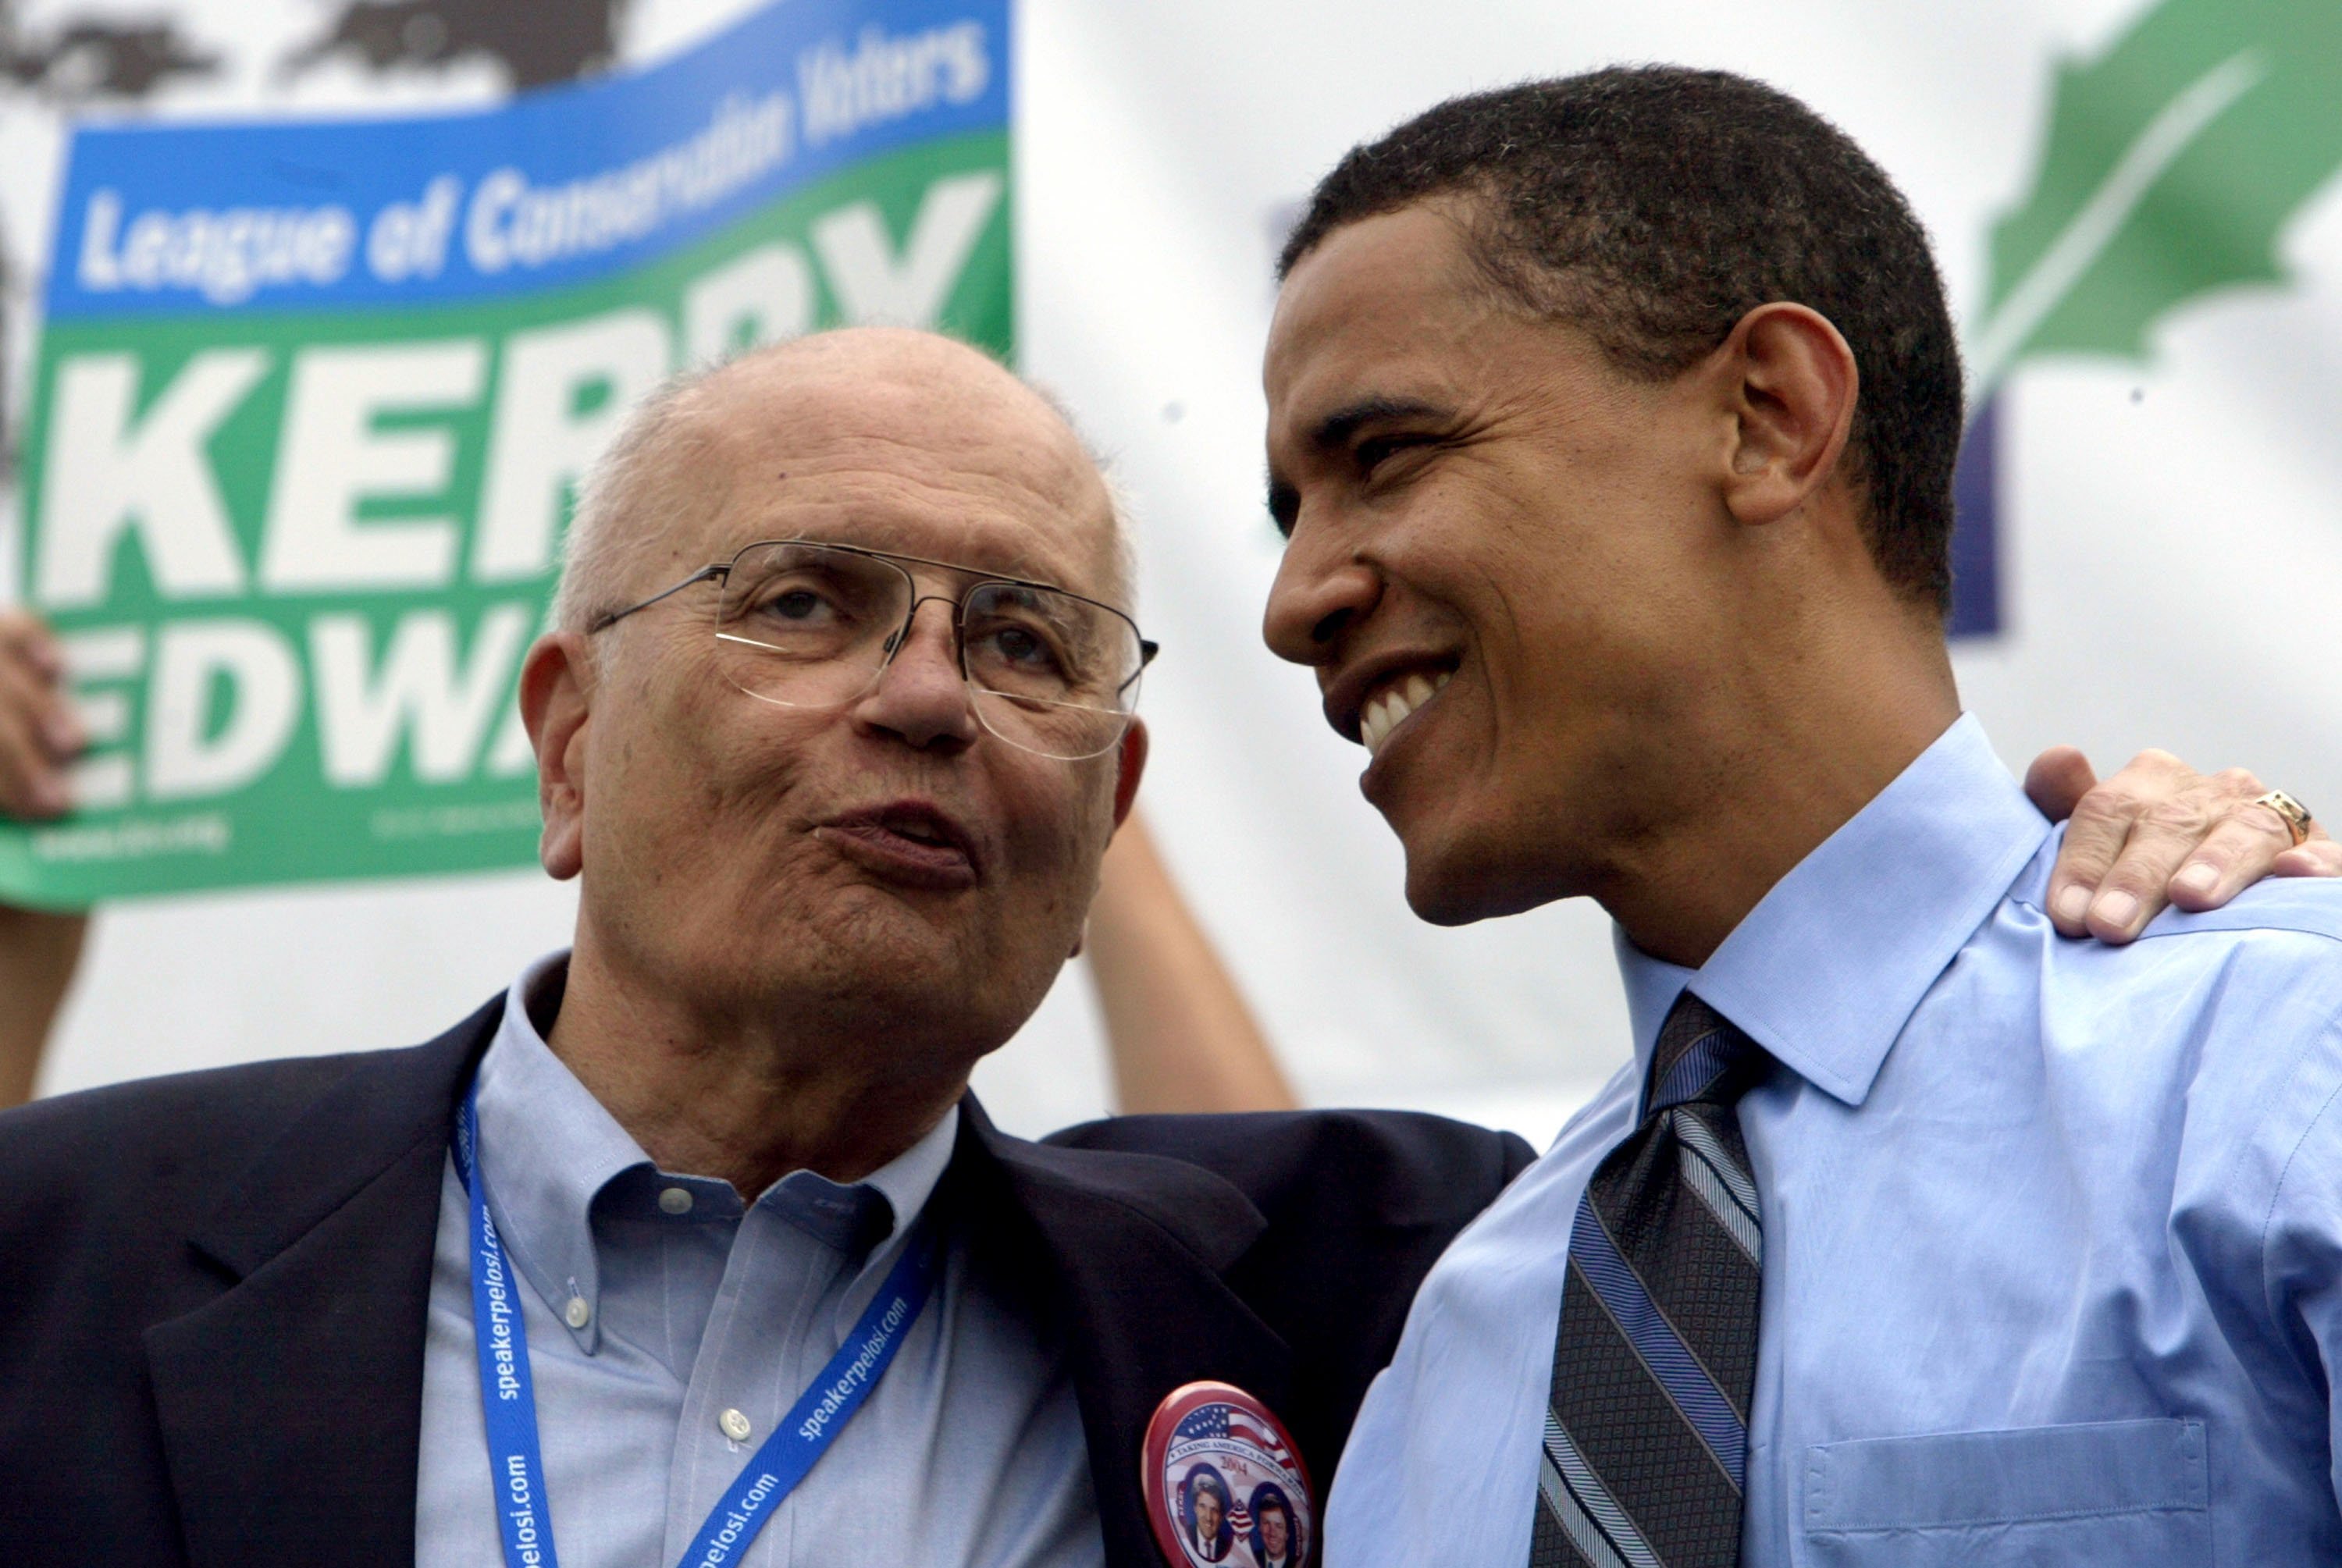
[1529,993,1771,1568]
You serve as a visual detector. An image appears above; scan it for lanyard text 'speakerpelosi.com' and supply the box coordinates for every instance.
[451,1088,940,1568]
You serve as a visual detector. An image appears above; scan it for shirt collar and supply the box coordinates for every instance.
[472,949,961,1353]
[1613,713,2050,1108]
[756,1092,959,1263]
[472,951,646,1353]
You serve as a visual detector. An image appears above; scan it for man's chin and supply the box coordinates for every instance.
[774,894,1073,1031]
[1401,837,1567,926]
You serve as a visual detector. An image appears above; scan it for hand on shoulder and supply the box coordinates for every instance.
[2027,746,2338,944]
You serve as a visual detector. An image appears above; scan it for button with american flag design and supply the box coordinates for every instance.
[1141,1381,1313,1568]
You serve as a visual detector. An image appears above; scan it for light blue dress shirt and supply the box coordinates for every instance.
[1327,714,2342,1566]
[415,954,1104,1567]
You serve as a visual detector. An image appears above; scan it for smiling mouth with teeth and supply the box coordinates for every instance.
[1360,670,1453,756]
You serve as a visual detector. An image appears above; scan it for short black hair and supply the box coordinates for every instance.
[1280,66,1963,611]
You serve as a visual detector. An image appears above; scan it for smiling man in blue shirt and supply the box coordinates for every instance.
[1260,67,2342,1568]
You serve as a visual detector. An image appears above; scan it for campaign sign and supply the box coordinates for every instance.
[1142,1381,1313,1568]
[1,0,1011,908]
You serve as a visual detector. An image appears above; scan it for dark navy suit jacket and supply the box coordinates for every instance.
[0,995,1531,1565]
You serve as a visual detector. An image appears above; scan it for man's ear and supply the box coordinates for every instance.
[1073,721,1150,962]
[519,631,595,881]
[1714,302,1859,528]
[1110,717,1149,830]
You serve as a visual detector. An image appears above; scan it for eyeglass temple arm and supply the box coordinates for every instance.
[1114,640,1161,699]
[587,564,729,634]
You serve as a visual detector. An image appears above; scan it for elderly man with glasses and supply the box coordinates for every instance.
[0,325,2305,1568]
[0,327,1530,1568]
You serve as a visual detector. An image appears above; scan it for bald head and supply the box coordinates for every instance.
[556,328,1131,640]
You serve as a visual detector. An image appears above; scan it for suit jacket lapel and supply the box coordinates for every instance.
[139,1028,1290,1566]
[144,1001,497,1568]
[956,1101,1294,1567]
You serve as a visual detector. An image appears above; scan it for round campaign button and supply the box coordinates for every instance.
[1141,1381,1314,1568]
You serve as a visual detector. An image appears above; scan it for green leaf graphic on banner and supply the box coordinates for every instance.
[1973,0,2342,393]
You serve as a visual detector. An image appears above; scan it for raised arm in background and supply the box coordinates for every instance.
[0,906,85,1106]
[1084,809,1298,1114]
[0,610,88,1107]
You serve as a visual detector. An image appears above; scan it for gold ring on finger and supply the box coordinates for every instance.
[2252,789,2313,847]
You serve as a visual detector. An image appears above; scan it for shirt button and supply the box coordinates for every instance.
[659,1186,694,1215]
[719,1407,753,1442]
[564,1296,591,1329]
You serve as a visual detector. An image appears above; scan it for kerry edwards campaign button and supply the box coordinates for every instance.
[1141,1381,1313,1568]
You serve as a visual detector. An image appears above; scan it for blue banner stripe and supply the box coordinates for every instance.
[1569,1192,1747,1486]
[46,0,1009,318]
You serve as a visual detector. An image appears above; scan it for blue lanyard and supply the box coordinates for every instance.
[452,1088,941,1568]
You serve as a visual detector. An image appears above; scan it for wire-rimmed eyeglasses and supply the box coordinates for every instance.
[591,539,1159,761]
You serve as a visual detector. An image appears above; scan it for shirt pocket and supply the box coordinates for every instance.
[1799,1418,2210,1568]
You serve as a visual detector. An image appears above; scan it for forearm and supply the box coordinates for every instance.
[0,907,87,1106]
[1085,813,1297,1115]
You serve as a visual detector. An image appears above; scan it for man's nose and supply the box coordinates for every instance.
[853,600,981,751]
[1262,523,1383,667]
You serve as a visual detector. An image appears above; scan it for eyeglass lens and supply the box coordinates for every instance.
[712,542,1144,760]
